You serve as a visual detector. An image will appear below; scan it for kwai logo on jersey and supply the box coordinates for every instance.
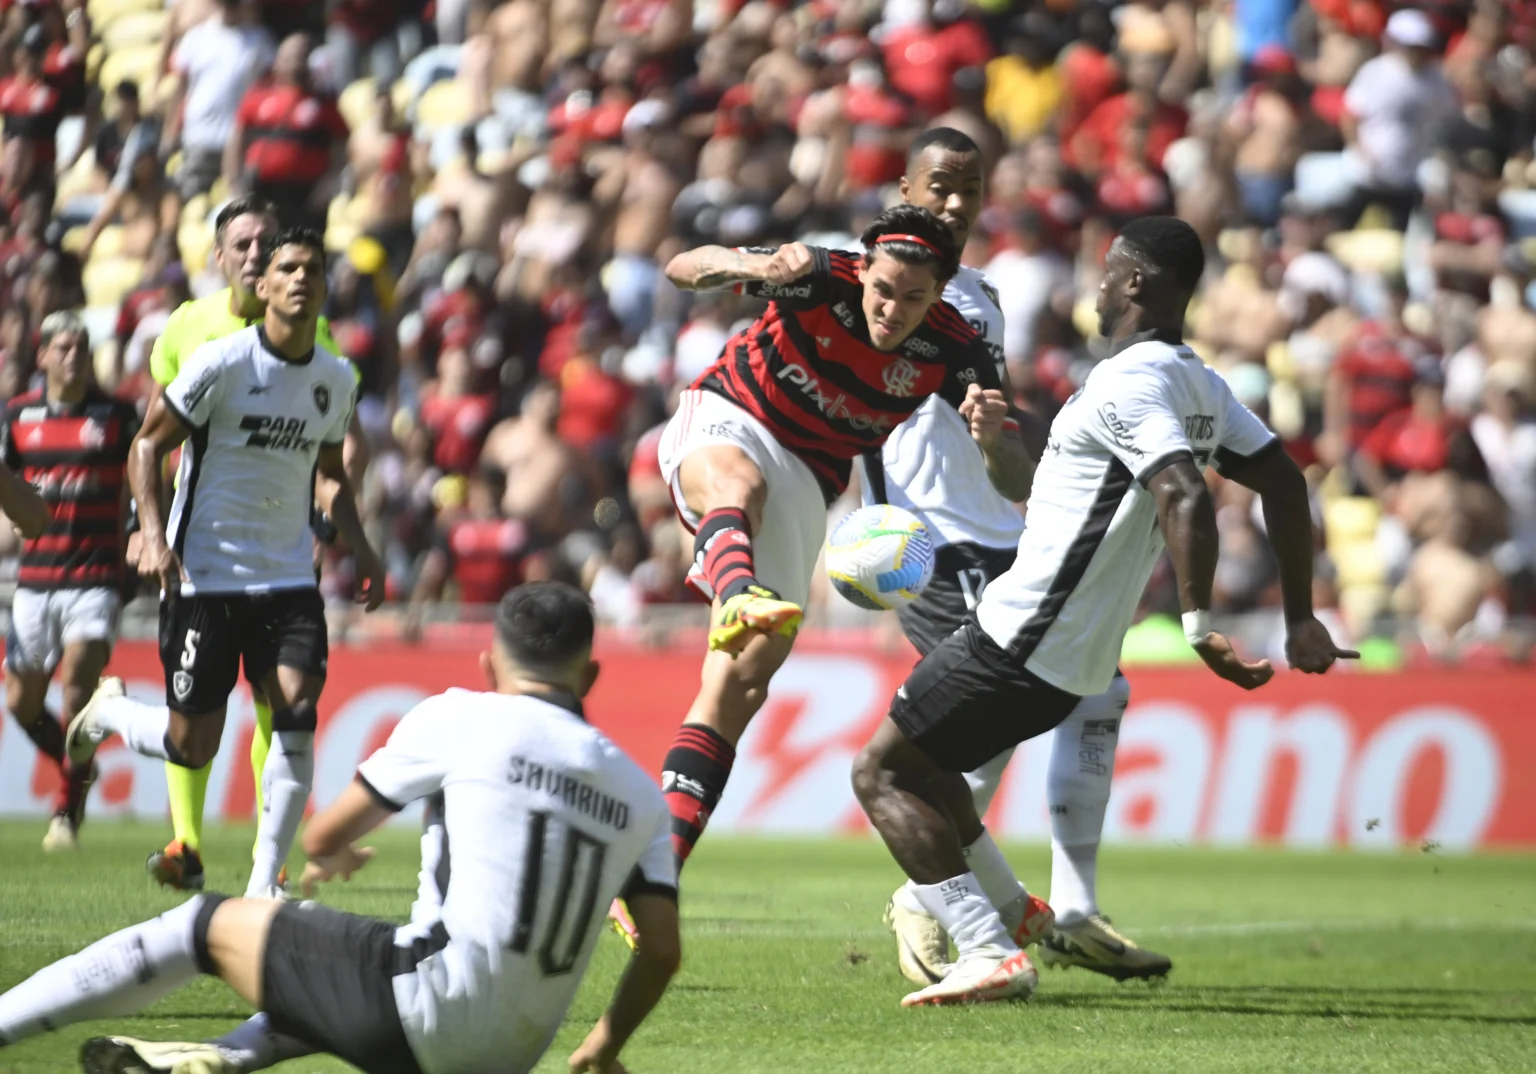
[759,281,814,300]
[240,416,316,451]
[776,363,895,433]
[881,356,922,397]
[902,337,939,360]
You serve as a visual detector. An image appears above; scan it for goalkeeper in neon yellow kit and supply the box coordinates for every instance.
[139,196,368,891]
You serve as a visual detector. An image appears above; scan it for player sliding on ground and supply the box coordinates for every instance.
[0,583,682,1074]
[609,203,1029,943]
[876,128,1171,982]
[140,195,369,894]
[65,226,386,900]
[852,216,1359,1007]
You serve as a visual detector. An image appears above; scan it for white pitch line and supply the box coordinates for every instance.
[674,918,1536,940]
[1144,918,1536,937]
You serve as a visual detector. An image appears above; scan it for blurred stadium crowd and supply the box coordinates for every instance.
[0,0,1533,663]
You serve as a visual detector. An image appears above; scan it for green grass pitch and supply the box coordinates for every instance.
[1,822,1534,1074]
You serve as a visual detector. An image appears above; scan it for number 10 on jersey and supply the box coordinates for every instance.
[510,812,610,976]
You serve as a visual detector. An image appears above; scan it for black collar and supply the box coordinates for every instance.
[257,326,314,365]
[1109,327,1185,357]
[535,688,586,721]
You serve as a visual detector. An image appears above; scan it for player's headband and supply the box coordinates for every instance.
[872,233,941,255]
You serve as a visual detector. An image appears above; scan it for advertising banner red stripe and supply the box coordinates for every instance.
[0,637,1530,848]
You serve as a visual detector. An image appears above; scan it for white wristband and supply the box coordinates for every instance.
[1182,610,1212,645]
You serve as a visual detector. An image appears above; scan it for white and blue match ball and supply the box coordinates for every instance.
[825,505,936,611]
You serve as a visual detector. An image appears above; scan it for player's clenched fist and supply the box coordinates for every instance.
[959,383,1010,448]
[139,538,187,597]
[761,242,815,285]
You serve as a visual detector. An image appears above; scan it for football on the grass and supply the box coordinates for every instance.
[825,505,936,611]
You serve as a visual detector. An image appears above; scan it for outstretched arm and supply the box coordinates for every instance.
[1149,456,1274,690]
[300,778,389,895]
[1220,442,1359,672]
[665,243,814,292]
[569,893,681,1074]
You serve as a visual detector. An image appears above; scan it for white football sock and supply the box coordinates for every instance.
[208,1013,315,1071]
[0,895,209,1045]
[910,873,1013,958]
[1047,677,1127,924]
[248,731,313,895]
[962,828,1027,909]
[964,747,1014,816]
[93,694,173,761]
[900,829,1027,926]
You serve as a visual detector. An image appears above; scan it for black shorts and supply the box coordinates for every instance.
[158,588,328,714]
[890,619,1082,773]
[262,901,443,1074]
[897,542,1018,656]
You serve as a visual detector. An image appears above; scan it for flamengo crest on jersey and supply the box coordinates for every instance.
[976,333,1278,698]
[162,326,355,596]
[357,688,674,1074]
[872,265,1026,551]
[694,245,1000,502]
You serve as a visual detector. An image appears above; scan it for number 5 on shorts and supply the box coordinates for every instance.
[180,630,201,671]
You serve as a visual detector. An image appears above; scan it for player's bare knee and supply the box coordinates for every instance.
[850,743,892,807]
[167,714,224,768]
[682,447,767,528]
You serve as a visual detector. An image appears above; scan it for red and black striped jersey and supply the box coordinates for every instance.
[693,246,1000,501]
[2,389,137,590]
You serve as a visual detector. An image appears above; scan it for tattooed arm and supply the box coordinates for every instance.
[665,243,817,292]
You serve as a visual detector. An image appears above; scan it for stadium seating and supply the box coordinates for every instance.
[100,10,169,53]
[82,255,146,310]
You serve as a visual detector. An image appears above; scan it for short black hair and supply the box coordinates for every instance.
[114,80,140,101]
[214,196,277,244]
[495,582,595,674]
[907,126,982,171]
[861,203,960,282]
[1116,216,1206,292]
[259,225,327,273]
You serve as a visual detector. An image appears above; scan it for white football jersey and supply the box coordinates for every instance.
[868,265,1025,550]
[163,326,355,595]
[356,688,675,1074]
[977,333,1277,697]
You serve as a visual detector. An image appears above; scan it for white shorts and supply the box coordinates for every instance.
[659,390,827,608]
[5,587,121,675]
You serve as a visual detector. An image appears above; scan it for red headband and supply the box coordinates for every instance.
[873,233,941,255]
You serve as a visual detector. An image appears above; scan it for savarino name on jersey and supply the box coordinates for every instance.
[508,755,632,830]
